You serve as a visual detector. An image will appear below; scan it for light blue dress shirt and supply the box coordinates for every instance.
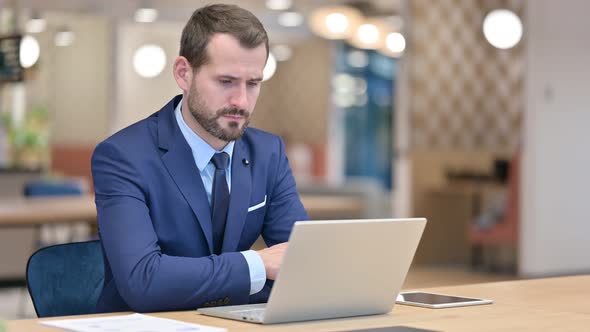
[174,99,266,295]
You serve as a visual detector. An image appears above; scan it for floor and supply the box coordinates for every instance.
[0,264,516,320]
[0,286,35,320]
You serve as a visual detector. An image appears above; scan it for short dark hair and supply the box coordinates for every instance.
[180,4,269,70]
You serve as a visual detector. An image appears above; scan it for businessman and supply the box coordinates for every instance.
[91,4,309,313]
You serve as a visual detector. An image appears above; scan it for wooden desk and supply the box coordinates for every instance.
[0,195,363,226]
[0,194,362,279]
[0,195,97,226]
[7,275,590,331]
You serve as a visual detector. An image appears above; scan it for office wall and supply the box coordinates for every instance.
[0,13,111,183]
[114,23,330,149]
[407,0,524,239]
[26,12,111,145]
[409,0,524,152]
[114,21,182,132]
[252,38,330,145]
[520,0,590,276]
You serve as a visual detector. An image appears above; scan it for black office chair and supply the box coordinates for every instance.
[26,240,104,317]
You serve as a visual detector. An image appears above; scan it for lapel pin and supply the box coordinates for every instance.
[242,158,250,166]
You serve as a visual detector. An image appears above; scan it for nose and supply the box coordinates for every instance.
[229,84,248,110]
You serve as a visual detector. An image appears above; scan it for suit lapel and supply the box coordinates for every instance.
[222,140,252,252]
[158,96,214,253]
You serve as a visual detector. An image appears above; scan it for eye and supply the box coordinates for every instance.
[219,79,232,85]
[247,81,260,87]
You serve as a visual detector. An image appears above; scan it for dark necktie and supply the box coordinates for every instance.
[211,152,230,255]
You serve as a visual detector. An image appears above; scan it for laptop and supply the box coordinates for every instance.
[198,218,427,324]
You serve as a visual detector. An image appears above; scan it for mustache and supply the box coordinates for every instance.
[217,108,249,117]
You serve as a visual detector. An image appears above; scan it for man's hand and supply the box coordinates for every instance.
[257,242,288,280]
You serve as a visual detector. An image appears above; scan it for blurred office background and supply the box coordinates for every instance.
[1,0,589,319]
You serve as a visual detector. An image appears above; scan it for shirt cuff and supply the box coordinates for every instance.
[240,250,267,295]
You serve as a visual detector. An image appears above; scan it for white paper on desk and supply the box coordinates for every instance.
[40,313,227,332]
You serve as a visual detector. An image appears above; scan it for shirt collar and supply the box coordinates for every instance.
[174,98,235,172]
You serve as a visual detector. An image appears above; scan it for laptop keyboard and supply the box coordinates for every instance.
[231,308,266,321]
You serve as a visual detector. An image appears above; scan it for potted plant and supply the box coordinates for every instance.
[0,106,50,170]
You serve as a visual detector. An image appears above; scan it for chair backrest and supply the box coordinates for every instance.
[24,179,84,197]
[26,240,104,317]
[468,152,520,244]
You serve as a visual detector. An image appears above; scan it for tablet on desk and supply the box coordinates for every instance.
[396,291,493,309]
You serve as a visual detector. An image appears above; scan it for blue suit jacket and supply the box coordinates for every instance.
[91,95,309,313]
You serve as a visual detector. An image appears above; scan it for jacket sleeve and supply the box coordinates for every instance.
[92,140,251,312]
[261,135,310,246]
[247,135,309,304]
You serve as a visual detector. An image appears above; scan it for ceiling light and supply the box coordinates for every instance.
[348,19,386,50]
[263,52,277,81]
[378,31,405,58]
[332,73,355,93]
[133,44,167,78]
[271,44,292,62]
[278,11,303,27]
[326,13,349,33]
[386,32,406,53]
[265,0,292,11]
[20,35,40,68]
[483,9,523,49]
[309,6,363,40]
[357,24,380,44]
[54,27,75,47]
[26,11,46,34]
[347,50,368,68]
[134,8,158,23]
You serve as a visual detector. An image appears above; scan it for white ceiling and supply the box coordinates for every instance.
[13,0,401,22]
[8,0,401,45]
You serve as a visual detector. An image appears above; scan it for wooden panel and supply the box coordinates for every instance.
[50,145,95,190]
[413,189,472,264]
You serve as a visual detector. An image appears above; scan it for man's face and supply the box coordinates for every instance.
[186,33,267,142]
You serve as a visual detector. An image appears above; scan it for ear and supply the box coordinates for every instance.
[173,56,193,92]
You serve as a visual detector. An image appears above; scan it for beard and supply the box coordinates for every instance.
[187,88,251,142]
